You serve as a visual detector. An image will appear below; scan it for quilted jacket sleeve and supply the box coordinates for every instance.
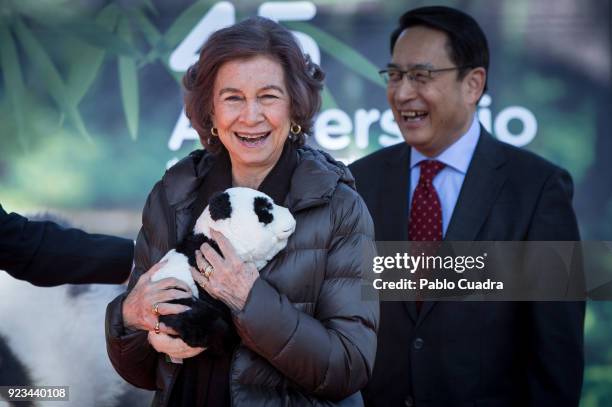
[105,181,167,390]
[232,185,379,401]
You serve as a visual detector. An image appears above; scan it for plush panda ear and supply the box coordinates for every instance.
[209,191,232,221]
[254,196,274,225]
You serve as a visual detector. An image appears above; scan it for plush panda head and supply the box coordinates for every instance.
[194,187,296,270]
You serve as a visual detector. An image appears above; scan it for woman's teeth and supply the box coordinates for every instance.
[235,132,270,145]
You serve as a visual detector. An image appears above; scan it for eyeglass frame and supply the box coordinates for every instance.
[378,64,473,86]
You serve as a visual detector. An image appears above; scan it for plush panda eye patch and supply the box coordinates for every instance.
[254,197,274,225]
[209,192,232,221]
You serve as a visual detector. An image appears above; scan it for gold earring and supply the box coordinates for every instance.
[290,123,301,135]
[211,127,219,137]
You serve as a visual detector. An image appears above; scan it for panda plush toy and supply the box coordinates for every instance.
[150,187,296,353]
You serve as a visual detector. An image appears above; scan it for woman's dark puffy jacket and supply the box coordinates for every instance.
[105,146,379,406]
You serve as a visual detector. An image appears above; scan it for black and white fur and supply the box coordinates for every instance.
[0,269,152,406]
[151,187,296,352]
[0,213,152,406]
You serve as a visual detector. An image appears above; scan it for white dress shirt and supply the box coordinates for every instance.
[409,115,481,237]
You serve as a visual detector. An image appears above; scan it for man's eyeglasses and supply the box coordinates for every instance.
[379,66,471,86]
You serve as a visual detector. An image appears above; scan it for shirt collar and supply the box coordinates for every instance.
[410,114,480,174]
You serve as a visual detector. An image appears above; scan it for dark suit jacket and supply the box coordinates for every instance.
[349,130,584,407]
[0,204,134,286]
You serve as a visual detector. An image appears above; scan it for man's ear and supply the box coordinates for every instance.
[464,67,486,105]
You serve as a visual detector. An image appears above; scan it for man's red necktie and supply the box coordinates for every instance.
[409,160,446,312]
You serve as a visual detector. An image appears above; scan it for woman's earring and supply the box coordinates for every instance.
[290,123,301,140]
[210,127,219,137]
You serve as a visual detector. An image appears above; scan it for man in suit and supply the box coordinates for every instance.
[349,6,584,406]
[0,203,133,286]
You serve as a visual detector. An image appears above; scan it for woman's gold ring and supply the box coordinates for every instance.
[152,302,160,315]
[203,264,214,279]
[154,321,160,334]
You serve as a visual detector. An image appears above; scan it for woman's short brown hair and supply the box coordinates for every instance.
[183,16,325,154]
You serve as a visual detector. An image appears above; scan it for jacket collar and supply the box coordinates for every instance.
[286,146,355,212]
[162,150,215,209]
[161,145,353,213]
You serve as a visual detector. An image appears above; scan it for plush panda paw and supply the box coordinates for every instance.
[159,296,237,354]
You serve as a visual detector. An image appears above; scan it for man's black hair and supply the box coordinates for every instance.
[390,6,489,91]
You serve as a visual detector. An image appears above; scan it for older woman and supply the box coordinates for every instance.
[105,16,378,406]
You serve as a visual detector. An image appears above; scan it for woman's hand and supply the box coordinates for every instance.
[122,259,193,333]
[191,229,259,312]
[147,332,206,360]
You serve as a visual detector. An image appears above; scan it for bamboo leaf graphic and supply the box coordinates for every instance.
[286,21,384,88]
[143,0,158,16]
[28,10,139,58]
[14,18,92,142]
[131,8,161,46]
[130,8,162,64]
[160,0,217,52]
[65,41,105,104]
[117,16,139,140]
[0,23,28,151]
[62,21,139,57]
[66,6,120,104]
[130,9,185,84]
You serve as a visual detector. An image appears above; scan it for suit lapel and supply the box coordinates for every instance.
[445,129,508,241]
[417,129,508,324]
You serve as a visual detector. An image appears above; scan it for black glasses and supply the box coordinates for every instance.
[379,66,471,86]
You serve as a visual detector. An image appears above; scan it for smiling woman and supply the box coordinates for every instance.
[211,56,292,188]
[183,16,323,156]
[105,16,378,407]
